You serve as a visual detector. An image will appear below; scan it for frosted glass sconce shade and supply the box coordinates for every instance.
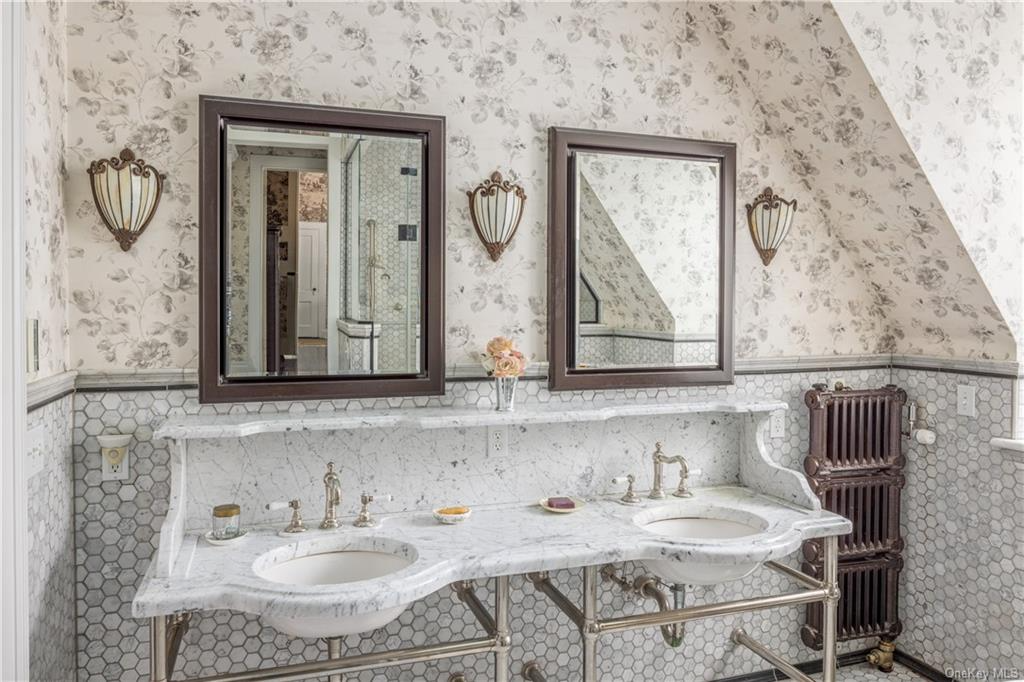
[467,171,526,262]
[87,147,164,251]
[745,187,796,266]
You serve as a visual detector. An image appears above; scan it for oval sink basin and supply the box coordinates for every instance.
[636,508,768,586]
[254,543,415,638]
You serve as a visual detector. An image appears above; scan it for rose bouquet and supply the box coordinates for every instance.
[481,336,527,411]
[481,336,528,378]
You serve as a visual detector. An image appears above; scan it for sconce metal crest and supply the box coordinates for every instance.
[745,187,796,267]
[87,147,164,251]
[467,170,526,262]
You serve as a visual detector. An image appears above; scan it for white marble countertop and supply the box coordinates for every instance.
[133,486,850,620]
[153,397,788,440]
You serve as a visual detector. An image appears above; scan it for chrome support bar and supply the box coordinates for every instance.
[452,581,497,636]
[494,575,511,682]
[822,535,839,682]
[185,637,498,682]
[150,616,168,682]
[596,587,828,635]
[764,560,825,590]
[527,572,585,629]
[582,566,598,682]
[731,628,814,682]
[166,612,192,675]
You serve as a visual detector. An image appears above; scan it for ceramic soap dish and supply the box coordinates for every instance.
[433,506,471,525]
[539,497,585,514]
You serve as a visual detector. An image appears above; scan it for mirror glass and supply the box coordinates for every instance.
[572,151,720,369]
[224,124,424,378]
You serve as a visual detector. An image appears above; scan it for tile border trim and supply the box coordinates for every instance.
[25,353,1022,409]
[26,370,76,412]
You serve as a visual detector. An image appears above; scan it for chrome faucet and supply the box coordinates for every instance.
[650,442,692,499]
[320,462,343,529]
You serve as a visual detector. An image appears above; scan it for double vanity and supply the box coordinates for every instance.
[132,95,852,681]
[134,399,849,682]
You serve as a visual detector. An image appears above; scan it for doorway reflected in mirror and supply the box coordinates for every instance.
[224,124,423,379]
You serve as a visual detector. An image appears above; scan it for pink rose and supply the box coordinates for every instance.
[486,336,515,357]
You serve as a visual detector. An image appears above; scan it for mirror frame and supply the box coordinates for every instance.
[199,96,445,403]
[547,127,735,391]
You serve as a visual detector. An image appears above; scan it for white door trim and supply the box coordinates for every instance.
[0,2,30,679]
[242,154,326,374]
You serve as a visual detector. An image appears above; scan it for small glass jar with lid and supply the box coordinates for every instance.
[211,504,241,540]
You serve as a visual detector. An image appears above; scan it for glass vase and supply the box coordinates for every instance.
[494,376,518,412]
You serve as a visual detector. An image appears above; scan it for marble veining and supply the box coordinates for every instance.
[133,486,850,620]
[153,396,789,440]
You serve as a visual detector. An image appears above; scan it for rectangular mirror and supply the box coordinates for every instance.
[200,97,444,402]
[548,128,735,391]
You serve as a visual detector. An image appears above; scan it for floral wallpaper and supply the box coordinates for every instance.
[24,0,68,380]
[711,1,1016,360]
[834,0,1024,357]
[62,1,1014,371]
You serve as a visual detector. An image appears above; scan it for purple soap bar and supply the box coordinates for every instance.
[547,496,576,510]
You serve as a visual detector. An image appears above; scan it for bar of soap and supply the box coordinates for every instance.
[546,497,576,510]
[437,506,469,515]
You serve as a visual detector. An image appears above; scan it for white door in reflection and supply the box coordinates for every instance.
[297,222,327,339]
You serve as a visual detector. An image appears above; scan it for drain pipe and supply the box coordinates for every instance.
[635,577,686,647]
[600,565,686,648]
[521,661,547,681]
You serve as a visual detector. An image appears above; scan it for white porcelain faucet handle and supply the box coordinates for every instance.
[612,474,641,505]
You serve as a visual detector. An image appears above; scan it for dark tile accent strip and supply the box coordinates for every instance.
[894,650,954,681]
[76,383,199,394]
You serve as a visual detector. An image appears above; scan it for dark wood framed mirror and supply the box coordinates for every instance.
[199,96,445,403]
[548,127,735,391]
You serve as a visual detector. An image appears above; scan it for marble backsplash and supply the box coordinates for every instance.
[181,411,744,531]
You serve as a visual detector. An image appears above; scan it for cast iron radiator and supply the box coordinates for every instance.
[800,384,906,648]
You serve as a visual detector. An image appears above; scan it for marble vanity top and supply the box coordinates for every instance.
[153,396,789,440]
[133,486,850,620]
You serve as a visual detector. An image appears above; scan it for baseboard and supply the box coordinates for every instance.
[713,647,872,682]
[894,649,953,681]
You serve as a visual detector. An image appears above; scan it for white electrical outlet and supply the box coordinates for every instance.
[487,426,510,457]
[769,411,785,439]
[101,445,130,481]
[956,384,977,418]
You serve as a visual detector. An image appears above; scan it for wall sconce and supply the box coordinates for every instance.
[467,171,526,262]
[87,147,164,251]
[745,187,796,266]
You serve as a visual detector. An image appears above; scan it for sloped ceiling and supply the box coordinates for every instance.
[699,1,1016,360]
[834,0,1024,359]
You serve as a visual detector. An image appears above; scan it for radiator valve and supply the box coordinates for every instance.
[866,638,896,673]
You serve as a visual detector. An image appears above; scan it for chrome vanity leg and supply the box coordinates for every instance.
[325,637,344,682]
[494,575,511,682]
[582,565,599,682]
[150,616,168,682]
[822,536,839,682]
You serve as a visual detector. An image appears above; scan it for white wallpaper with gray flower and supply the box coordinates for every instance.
[24,0,69,380]
[59,0,1019,375]
[834,0,1023,357]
